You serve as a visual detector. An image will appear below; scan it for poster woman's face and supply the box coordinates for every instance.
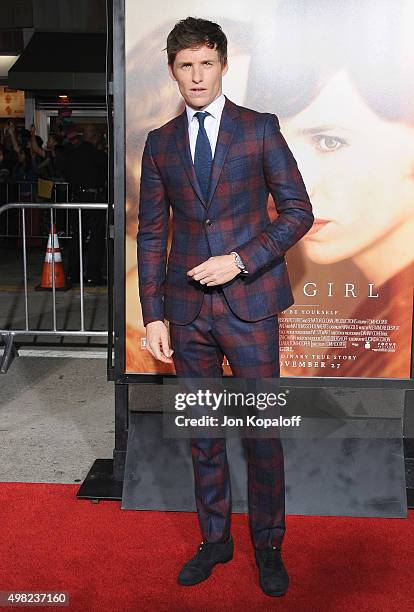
[281,70,414,264]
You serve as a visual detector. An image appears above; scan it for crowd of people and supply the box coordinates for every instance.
[0,120,108,286]
[0,119,107,185]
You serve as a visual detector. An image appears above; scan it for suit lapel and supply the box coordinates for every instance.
[173,110,206,207]
[206,97,239,209]
[173,97,240,209]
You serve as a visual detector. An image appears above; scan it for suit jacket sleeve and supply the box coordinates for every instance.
[234,114,314,275]
[136,132,169,326]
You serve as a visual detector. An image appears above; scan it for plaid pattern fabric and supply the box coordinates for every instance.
[137,97,313,326]
[170,288,285,549]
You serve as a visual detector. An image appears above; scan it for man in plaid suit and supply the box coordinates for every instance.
[137,17,313,597]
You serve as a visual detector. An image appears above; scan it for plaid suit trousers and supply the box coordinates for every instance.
[170,285,285,550]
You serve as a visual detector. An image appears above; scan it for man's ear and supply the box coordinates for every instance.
[221,61,229,77]
[168,63,177,82]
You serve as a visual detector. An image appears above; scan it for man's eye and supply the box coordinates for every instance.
[182,64,191,68]
[313,135,348,153]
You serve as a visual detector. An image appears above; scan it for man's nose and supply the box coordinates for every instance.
[192,67,203,83]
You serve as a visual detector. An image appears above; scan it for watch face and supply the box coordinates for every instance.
[231,252,245,270]
[236,256,245,270]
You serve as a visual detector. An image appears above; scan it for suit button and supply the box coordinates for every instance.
[205,219,212,226]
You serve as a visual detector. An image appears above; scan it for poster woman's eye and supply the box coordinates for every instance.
[313,134,348,153]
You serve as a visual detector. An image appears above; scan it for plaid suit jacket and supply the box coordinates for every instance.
[137,97,313,326]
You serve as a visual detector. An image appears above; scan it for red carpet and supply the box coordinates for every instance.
[0,483,413,612]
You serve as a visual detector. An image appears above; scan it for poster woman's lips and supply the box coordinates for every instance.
[306,218,331,237]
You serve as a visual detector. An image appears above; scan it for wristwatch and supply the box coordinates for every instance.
[230,251,248,274]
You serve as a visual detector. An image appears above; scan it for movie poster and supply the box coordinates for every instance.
[124,0,414,378]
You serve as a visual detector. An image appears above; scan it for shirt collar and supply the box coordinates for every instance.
[186,93,226,125]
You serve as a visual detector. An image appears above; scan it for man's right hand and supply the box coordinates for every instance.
[145,320,174,363]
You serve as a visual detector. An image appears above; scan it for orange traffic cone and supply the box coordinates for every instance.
[36,224,69,291]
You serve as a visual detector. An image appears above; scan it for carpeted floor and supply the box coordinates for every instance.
[1,482,413,611]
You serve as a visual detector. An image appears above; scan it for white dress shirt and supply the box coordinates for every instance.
[186,93,226,162]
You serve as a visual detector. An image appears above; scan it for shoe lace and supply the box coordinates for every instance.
[263,547,282,569]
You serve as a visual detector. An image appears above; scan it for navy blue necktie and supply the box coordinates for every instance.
[194,111,212,201]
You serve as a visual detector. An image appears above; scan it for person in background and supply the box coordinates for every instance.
[6,123,38,183]
[0,144,12,183]
[62,122,107,286]
[30,126,65,180]
[82,124,108,196]
[82,124,99,147]
[0,144,13,211]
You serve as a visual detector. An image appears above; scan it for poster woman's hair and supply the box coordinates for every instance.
[247,0,414,124]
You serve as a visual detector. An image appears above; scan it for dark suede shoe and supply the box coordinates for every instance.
[178,537,234,586]
[255,546,289,597]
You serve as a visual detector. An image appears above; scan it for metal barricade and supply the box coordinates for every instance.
[0,181,71,239]
[0,201,108,373]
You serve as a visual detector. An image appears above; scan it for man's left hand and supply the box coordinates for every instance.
[187,254,241,286]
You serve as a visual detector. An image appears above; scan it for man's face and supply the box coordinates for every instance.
[168,44,228,110]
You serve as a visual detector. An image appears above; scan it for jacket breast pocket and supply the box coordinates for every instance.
[225,154,251,171]
[224,154,261,185]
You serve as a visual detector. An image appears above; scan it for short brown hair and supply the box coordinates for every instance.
[166,17,227,66]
